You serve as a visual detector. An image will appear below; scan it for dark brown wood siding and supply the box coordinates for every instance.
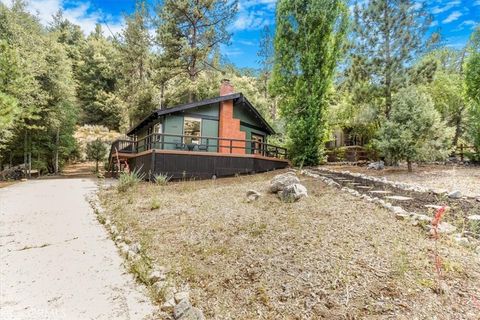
[128,152,288,180]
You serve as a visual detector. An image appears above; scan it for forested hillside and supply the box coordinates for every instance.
[1,0,479,174]
[0,0,276,174]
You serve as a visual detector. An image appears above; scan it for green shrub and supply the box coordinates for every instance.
[153,173,171,186]
[150,198,161,210]
[117,168,145,192]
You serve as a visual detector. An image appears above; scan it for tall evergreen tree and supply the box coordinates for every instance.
[155,0,238,102]
[119,0,157,125]
[271,0,348,166]
[77,25,125,130]
[349,0,436,118]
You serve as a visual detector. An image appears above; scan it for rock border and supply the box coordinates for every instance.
[87,189,205,320]
[314,167,480,200]
[301,169,480,254]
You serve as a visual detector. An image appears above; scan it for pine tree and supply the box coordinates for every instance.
[77,25,125,130]
[155,0,238,102]
[349,0,437,118]
[257,25,277,119]
[271,0,348,166]
[119,0,157,125]
[86,139,107,172]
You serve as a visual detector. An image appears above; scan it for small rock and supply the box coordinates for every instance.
[149,270,167,283]
[278,183,308,202]
[391,206,407,215]
[395,213,410,220]
[110,225,118,236]
[114,235,123,243]
[447,190,462,199]
[411,213,432,222]
[246,190,261,202]
[161,298,176,312]
[452,234,469,246]
[127,250,138,260]
[269,173,300,193]
[153,280,167,294]
[431,222,457,235]
[130,242,142,253]
[175,291,190,303]
[119,243,129,256]
[174,299,192,319]
[367,161,384,170]
[467,215,480,221]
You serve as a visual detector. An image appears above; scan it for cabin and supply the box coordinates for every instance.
[109,80,289,179]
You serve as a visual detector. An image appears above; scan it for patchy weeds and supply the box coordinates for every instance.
[99,170,480,319]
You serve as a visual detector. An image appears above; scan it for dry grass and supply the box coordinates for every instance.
[327,164,480,197]
[100,170,480,319]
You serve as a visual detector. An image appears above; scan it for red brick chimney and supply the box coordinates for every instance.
[220,79,234,96]
[218,79,245,154]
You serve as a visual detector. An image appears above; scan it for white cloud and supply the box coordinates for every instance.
[431,0,461,14]
[2,0,124,36]
[232,0,276,31]
[442,11,462,24]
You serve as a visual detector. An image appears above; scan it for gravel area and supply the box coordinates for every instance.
[100,170,480,319]
[326,164,480,197]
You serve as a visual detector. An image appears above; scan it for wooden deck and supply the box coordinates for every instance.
[109,133,289,179]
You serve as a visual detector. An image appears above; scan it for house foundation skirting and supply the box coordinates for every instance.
[125,150,289,179]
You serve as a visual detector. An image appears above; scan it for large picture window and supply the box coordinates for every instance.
[183,117,202,144]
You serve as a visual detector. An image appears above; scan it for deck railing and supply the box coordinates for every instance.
[110,133,288,160]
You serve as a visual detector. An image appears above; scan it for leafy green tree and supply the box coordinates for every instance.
[423,73,466,148]
[374,87,453,171]
[465,26,480,159]
[86,139,108,172]
[271,0,348,166]
[348,0,437,118]
[155,0,238,102]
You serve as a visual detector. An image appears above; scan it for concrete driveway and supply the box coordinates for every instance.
[0,178,154,320]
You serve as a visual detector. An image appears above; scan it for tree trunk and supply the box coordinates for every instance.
[54,127,59,174]
[24,131,28,178]
[384,3,392,119]
[95,160,99,173]
[407,159,412,172]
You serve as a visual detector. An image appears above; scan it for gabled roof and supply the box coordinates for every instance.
[126,93,275,136]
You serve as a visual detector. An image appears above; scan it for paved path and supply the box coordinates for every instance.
[0,178,154,320]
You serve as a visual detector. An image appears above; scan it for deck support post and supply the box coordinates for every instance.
[150,149,156,181]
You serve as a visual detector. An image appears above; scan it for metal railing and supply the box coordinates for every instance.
[110,133,288,160]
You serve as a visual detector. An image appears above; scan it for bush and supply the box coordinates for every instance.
[374,87,454,171]
[153,173,171,186]
[117,168,145,192]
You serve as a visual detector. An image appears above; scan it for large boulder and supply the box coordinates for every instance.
[269,172,300,193]
[278,183,308,202]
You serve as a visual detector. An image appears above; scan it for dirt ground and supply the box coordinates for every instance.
[326,164,480,198]
[100,170,480,319]
[0,178,154,319]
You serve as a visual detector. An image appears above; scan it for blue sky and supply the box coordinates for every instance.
[2,0,478,69]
